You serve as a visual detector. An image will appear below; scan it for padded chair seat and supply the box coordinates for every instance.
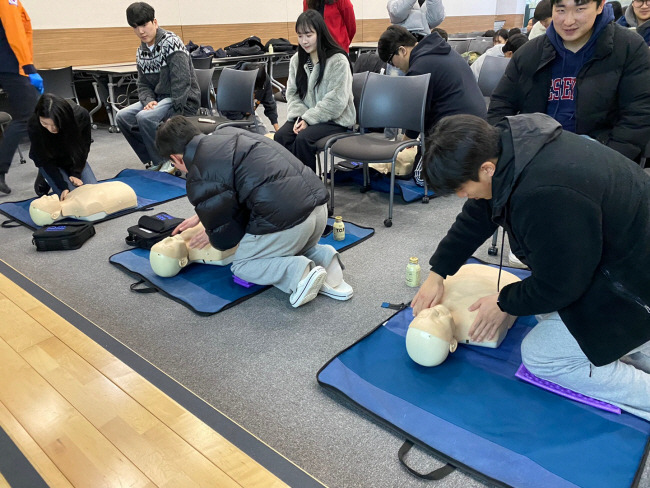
[0,112,12,124]
[331,134,411,162]
[187,114,255,134]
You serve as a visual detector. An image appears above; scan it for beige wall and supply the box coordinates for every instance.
[21,0,525,68]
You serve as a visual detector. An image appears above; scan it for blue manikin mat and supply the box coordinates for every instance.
[0,169,187,230]
[109,218,374,315]
[317,259,650,488]
[334,166,434,203]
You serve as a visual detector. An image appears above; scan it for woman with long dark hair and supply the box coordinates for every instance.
[274,9,355,172]
[28,93,97,197]
[303,0,356,52]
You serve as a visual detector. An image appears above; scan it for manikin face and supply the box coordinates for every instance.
[633,0,650,22]
[39,117,58,134]
[297,28,317,54]
[133,19,158,46]
[552,0,604,51]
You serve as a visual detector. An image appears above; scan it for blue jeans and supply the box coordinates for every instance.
[115,98,175,165]
[41,163,98,196]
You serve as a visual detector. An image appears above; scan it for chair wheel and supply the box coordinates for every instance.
[108,126,117,133]
[488,246,498,256]
[92,124,98,130]
[422,195,429,204]
[384,218,392,227]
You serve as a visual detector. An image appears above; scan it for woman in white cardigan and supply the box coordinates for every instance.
[274,9,355,171]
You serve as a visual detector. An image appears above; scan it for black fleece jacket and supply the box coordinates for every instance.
[429,113,650,366]
[183,127,329,250]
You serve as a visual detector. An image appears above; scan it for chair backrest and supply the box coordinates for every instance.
[477,56,510,97]
[194,67,215,109]
[358,72,430,135]
[216,67,258,114]
[448,39,471,54]
[191,56,213,70]
[351,71,369,123]
[40,67,78,102]
[468,38,493,55]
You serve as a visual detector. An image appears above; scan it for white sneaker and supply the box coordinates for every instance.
[508,250,524,267]
[290,266,327,308]
[319,280,353,301]
[144,161,161,171]
[158,160,175,174]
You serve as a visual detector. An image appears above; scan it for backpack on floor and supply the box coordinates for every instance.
[125,212,184,249]
[32,222,96,251]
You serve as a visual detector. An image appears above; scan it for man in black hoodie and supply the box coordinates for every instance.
[412,112,650,420]
[377,25,486,185]
[488,0,650,162]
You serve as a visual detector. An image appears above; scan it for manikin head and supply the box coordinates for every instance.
[149,235,190,277]
[29,195,63,226]
[406,305,459,367]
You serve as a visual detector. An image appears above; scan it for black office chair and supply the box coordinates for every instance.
[39,67,79,102]
[327,72,431,227]
[478,55,510,107]
[640,140,650,169]
[0,112,26,164]
[468,37,493,55]
[187,67,259,134]
[448,39,471,54]
[194,67,216,115]
[191,56,213,70]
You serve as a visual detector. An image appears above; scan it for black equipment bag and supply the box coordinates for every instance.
[32,222,96,251]
[125,212,184,249]
[264,38,296,54]
[223,36,265,57]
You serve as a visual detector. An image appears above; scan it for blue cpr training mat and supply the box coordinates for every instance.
[334,165,434,203]
[109,218,374,315]
[317,259,650,488]
[0,169,187,230]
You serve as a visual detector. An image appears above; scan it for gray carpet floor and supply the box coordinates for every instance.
[1,103,648,488]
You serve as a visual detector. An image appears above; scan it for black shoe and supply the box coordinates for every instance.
[34,172,50,196]
[0,173,10,194]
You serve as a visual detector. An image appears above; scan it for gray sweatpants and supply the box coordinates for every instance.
[230,204,338,294]
[521,312,650,420]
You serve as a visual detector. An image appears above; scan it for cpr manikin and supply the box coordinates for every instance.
[29,181,137,226]
[149,223,238,277]
[406,264,521,367]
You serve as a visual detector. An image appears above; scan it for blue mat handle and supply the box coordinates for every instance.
[1,218,21,228]
[129,279,159,294]
[381,301,408,311]
[398,440,456,480]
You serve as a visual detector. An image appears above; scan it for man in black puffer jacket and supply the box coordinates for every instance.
[155,116,353,308]
[488,1,650,162]
[413,113,650,420]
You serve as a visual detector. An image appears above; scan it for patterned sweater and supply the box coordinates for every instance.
[136,28,200,115]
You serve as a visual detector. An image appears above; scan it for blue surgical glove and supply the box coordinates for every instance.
[28,73,44,94]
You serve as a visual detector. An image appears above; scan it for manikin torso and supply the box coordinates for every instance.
[29,182,138,226]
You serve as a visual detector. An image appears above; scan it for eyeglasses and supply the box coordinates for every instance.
[387,48,401,67]
[632,0,650,6]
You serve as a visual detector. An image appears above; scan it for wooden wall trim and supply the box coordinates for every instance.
[33,15,525,69]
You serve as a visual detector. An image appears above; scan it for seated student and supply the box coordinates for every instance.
[508,27,522,37]
[155,116,353,308]
[377,25,486,185]
[470,33,529,81]
[28,93,97,197]
[430,27,448,41]
[115,2,200,173]
[414,112,650,420]
[493,28,509,45]
[608,0,623,21]
[483,29,496,38]
[488,0,650,162]
[274,10,355,172]
[528,0,553,39]
[617,0,650,46]
[222,62,280,134]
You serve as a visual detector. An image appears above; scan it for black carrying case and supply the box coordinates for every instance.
[32,222,96,251]
[125,212,184,249]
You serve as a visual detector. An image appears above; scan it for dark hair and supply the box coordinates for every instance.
[502,33,528,54]
[431,27,449,41]
[31,93,85,163]
[294,9,348,99]
[306,0,337,8]
[534,0,553,21]
[239,62,268,90]
[155,116,201,160]
[422,115,501,194]
[483,29,496,37]
[508,27,522,37]
[607,1,622,20]
[494,28,509,43]
[126,2,155,28]
[550,0,604,6]
[377,25,417,63]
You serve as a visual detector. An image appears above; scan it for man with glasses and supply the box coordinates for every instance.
[488,0,650,162]
[377,25,486,185]
[618,0,650,45]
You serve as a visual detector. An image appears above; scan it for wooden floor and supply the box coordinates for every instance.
[0,271,291,488]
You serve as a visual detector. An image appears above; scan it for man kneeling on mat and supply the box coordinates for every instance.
[411,113,650,420]
[155,116,353,307]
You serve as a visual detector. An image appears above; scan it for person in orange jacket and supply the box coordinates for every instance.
[0,0,43,194]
